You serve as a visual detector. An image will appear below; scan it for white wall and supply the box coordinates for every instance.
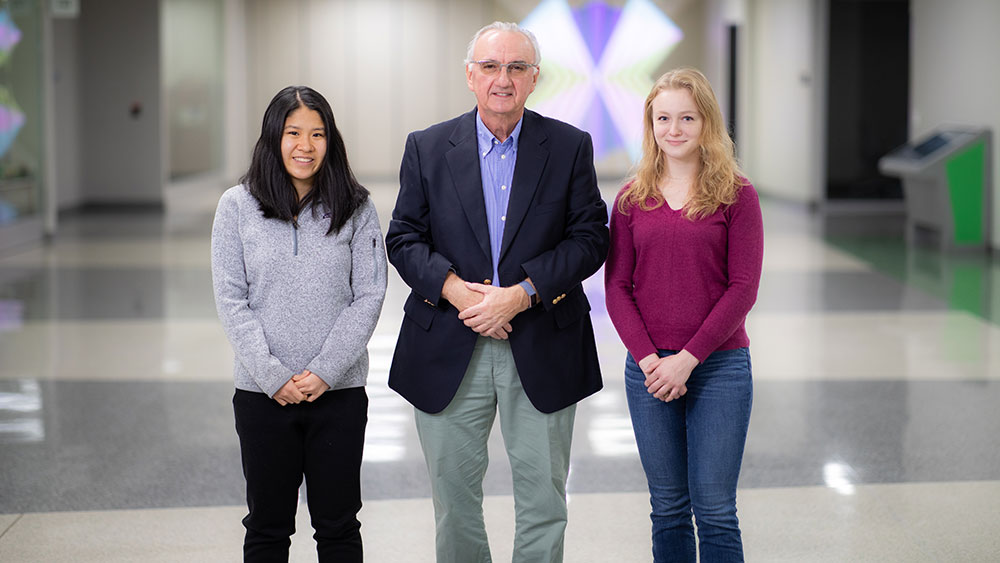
[42,0,713,216]
[745,0,823,205]
[223,0,249,183]
[78,0,162,205]
[243,0,492,180]
[911,0,1000,247]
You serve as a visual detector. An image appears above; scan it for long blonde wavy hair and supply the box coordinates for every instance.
[618,68,747,220]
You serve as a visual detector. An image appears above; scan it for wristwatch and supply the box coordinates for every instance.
[517,280,538,307]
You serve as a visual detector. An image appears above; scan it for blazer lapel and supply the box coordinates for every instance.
[499,110,548,263]
[445,110,492,262]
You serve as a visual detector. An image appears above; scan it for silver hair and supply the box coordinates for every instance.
[463,21,541,68]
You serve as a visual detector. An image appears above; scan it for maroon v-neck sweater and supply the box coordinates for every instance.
[604,182,764,363]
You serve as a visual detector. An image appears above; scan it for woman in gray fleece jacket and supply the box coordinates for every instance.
[211,86,386,563]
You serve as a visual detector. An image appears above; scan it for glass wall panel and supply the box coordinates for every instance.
[0,0,42,228]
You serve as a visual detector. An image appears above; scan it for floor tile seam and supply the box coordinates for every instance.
[0,261,211,270]
[0,255,211,265]
[6,319,404,331]
[741,479,1000,494]
[747,376,1000,384]
[0,240,210,254]
[10,481,1000,519]
[6,318,224,328]
[11,311,986,328]
[1,376,995,386]
[0,494,636,519]
[749,309,988,320]
[0,514,22,540]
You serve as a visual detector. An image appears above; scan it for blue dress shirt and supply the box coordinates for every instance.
[476,112,522,286]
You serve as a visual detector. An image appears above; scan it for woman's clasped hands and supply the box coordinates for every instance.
[638,350,699,403]
[273,370,331,406]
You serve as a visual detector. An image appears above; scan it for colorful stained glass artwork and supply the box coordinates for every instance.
[0,8,21,66]
[522,0,682,161]
[0,86,24,158]
[0,7,23,159]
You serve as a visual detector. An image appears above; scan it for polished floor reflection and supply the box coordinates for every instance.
[1,181,999,561]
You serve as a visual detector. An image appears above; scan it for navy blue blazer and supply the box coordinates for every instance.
[386,108,610,414]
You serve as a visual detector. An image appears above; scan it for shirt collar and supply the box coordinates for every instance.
[476,112,523,157]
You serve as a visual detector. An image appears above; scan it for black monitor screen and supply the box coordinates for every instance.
[913,134,948,158]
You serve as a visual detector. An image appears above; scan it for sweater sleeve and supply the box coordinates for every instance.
[305,198,388,387]
[604,194,659,362]
[683,184,764,361]
[210,188,295,397]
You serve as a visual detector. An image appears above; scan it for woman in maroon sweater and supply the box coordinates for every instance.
[605,68,763,562]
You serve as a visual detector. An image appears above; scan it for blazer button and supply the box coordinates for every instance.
[552,298,559,305]
[484,278,492,285]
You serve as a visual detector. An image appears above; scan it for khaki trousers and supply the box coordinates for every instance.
[414,336,576,563]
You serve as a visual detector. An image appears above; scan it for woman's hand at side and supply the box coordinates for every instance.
[292,370,330,402]
[644,350,698,402]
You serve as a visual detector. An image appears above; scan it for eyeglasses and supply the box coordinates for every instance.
[471,60,538,77]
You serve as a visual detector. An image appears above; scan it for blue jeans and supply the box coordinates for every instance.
[625,348,753,563]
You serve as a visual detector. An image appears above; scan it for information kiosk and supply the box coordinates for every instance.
[879,128,992,251]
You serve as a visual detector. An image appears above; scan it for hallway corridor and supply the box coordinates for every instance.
[1,181,998,562]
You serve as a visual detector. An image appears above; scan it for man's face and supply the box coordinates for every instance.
[466,30,538,126]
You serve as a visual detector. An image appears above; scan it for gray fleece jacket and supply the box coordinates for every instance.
[211,184,387,397]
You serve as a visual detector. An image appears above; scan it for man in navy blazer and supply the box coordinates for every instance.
[386,21,609,563]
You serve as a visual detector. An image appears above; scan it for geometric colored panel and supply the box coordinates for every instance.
[573,2,622,63]
[523,0,682,161]
[0,94,25,158]
[0,8,21,54]
[0,7,23,159]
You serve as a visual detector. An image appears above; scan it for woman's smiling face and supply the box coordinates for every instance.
[651,88,703,164]
[280,105,327,196]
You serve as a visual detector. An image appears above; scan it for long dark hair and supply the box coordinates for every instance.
[241,86,368,234]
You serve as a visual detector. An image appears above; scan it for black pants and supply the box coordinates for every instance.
[234,387,367,563]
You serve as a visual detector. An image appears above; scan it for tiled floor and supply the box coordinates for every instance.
[1,180,998,562]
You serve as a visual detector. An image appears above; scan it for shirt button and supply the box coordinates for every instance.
[501,185,507,190]
[501,215,506,221]
[482,152,487,157]
[501,154,506,159]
